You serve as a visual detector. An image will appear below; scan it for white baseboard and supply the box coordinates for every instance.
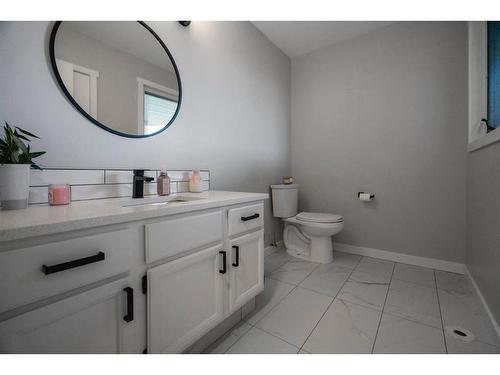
[334,242,465,274]
[465,267,500,339]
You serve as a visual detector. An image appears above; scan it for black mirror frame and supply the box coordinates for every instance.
[49,21,182,138]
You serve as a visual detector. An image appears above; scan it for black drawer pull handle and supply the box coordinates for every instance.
[123,287,134,322]
[219,251,227,274]
[232,245,240,267]
[42,251,105,275]
[241,213,260,222]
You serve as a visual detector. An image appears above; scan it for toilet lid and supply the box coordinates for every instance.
[296,212,343,223]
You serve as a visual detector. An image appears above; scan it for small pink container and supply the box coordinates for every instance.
[48,184,71,206]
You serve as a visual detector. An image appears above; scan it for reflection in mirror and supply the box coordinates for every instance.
[50,21,181,137]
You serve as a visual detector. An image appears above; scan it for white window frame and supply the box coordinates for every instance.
[468,22,500,152]
[137,77,179,135]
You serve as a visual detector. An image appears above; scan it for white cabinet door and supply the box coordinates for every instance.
[147,245,225,353]
[228,230,264,314]
[0,278,131,353]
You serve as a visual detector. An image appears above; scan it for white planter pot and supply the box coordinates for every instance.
[0,164,31,210]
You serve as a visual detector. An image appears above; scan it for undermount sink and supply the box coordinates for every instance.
[119,195,204,207]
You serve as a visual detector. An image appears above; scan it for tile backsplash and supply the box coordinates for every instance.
[28,168,210,205]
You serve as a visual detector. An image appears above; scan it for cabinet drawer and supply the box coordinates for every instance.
[227,203,264,236]
[145,211,223,264]
[0,229,133,314]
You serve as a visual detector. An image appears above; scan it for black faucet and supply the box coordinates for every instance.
[132,170,154,198]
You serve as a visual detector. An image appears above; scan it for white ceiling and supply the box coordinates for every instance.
[251,21,394,58]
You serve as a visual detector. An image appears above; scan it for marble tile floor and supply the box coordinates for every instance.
[204,248,500,354]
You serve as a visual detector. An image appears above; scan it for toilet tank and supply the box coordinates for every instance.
[270,184,298,218]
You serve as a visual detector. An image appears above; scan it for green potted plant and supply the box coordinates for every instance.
[0,122,45,210]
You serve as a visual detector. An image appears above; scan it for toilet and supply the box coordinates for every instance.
[271,184,344,263]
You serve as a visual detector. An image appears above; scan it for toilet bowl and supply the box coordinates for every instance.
[270,184,344,264]
[283,212,344,263]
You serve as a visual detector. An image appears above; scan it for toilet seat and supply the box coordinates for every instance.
[296,212,343,223]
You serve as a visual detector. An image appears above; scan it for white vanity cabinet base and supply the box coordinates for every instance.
[0,194,268,354]
[147,245,225,354]
[228,230,264,314]
[0,278,131,353]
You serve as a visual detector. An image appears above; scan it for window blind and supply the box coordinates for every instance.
[144,92,177,134]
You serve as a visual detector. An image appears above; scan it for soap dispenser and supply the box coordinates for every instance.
[157,171,171,196]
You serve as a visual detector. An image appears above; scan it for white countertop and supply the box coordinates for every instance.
[0,191,268,243]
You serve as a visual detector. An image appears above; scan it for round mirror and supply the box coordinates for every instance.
[49,21,182,138]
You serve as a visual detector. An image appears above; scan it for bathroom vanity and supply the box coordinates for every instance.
[0,191,268,353]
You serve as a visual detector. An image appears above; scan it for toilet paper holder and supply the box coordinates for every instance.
[357,192,375,199]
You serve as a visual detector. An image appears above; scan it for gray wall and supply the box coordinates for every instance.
[291,22,468,262]
[56,26,178,134]
[0,21,291,245]
[466,142,500,324]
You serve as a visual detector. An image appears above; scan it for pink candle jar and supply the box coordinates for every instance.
[48,184,71,206]
[189,170,203,193]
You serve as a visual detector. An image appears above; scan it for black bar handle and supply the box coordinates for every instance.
[241,213,260,222]
[219,251,227,274]
[123,287,134,322]
[42,251,105,275]
[232,245,240,267]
